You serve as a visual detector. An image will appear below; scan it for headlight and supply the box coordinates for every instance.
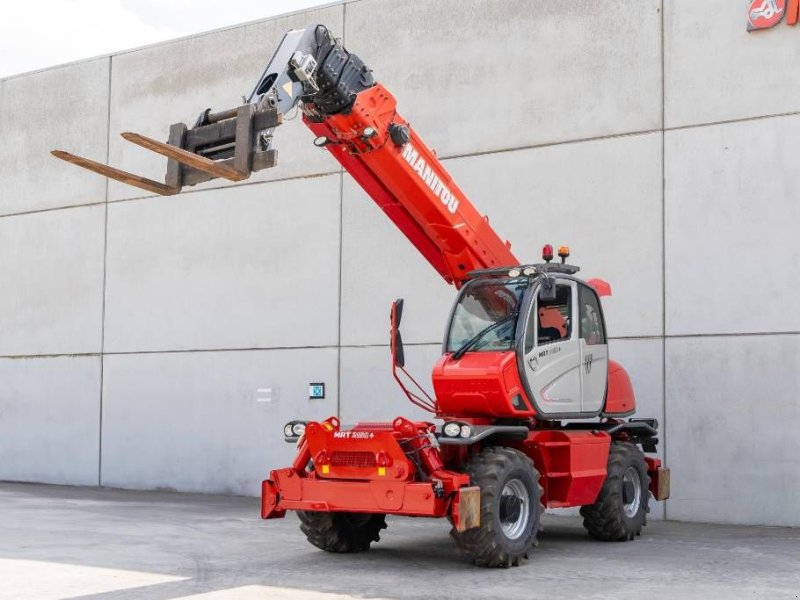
[459,424,472,438]
[443,422,462,437]
[284,421,307,438]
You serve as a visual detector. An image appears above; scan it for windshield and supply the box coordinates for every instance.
[446,278,530,353]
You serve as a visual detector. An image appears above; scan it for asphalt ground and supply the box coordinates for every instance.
[1,482,798,600]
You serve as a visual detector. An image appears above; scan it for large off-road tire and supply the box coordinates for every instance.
[580,441,650,541]
[450,447,542,568]
[297,511,387,553]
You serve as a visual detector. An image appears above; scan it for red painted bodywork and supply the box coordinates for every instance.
[433,351,637,419]
[604,360,636,416]
[263,417,473,525]
[261,83,657,524]
[587,278,612,297]
[432,351,534,418]
[790,0,800,26]
[509,430,611,507]
[263,417,613,520]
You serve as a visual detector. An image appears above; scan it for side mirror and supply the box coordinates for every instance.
[387,300,436,413]
[390,299,405,368]
[539,276,557,302]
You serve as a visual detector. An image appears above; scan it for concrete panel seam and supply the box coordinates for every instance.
[337,169,344,420]
[337,1,347,419]
[103,170,342,204]
[0,202,106,222]
[660,0,668,521]
[665,110,800,134]
[7,331,800,360]
[437,129,663,161]
[664,331,800,339]
[98,55,113,487]
[0,353,102,360]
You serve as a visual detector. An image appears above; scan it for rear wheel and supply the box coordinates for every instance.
[450,446,542,567]
[580,441,649,541]
[297,511,387,553]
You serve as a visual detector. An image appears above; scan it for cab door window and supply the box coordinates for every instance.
[524,283,572,352]
[578,285,606,345]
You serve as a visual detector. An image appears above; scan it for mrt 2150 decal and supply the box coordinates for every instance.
[748,0,800,31]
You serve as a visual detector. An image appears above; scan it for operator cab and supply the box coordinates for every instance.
[436,246,609,420]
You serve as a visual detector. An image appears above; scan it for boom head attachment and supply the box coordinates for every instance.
[51,100,281,196]
[51,23,371,197]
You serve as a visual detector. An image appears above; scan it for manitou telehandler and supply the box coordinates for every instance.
[53,23,669,567]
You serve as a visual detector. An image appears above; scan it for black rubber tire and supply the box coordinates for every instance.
[297,511,387,553]
[580,441,650,541]
[450,446,542,568]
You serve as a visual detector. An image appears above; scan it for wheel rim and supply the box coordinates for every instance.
[499,478,530,540]
[622,467,642,518]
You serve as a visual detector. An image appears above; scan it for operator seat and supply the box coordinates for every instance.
[537,306,567,344]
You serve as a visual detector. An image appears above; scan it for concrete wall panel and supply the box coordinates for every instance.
[0,356,100,485]
[347,0,662,156]
[0,59,109,215]
[104,175,341,353]
[0,206,105,356]
[665,116,800,336]
[339,344,442,425]
[101,348,338,496]
[106,6,343,202]
[665,335,800,526]
[665,0,800,128]
[341,133,663,346]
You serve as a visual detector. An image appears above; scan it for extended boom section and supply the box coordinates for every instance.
[304,87,517,286]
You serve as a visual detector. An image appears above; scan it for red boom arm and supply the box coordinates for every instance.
[304,84,517,288]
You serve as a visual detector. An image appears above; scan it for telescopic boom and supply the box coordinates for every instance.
[53,24,517,287]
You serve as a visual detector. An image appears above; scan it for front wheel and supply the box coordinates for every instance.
[297,511,387,553]
[450,446,542,567]
[580,441,650,541]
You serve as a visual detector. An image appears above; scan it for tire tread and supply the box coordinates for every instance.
[298,511,387,553]
[450,446,543,568]
[580,441,650,541]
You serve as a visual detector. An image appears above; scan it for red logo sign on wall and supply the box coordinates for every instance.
[748,0,800,31]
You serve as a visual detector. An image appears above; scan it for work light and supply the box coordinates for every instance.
[443,422,462,437]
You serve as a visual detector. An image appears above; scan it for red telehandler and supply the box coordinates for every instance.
[53,24,669,567]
